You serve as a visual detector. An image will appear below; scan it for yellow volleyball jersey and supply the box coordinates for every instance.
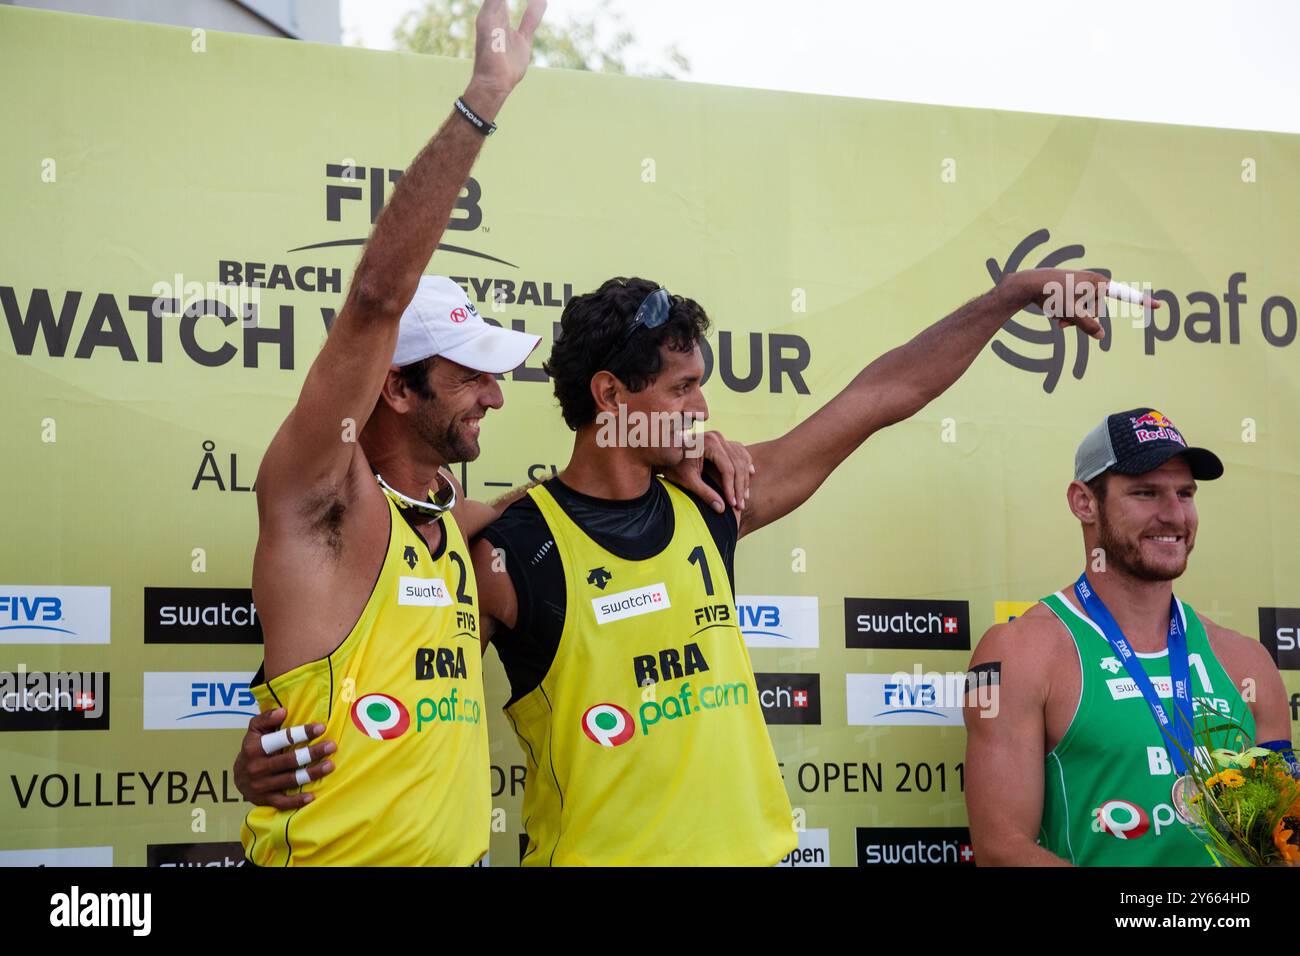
[507,478,795,866]
[241,491,490,866]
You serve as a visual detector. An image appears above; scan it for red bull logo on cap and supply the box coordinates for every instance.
[1130,411,1186,447]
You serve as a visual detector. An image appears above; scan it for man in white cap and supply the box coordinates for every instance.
[234,0,548,867]
[234,0,749,866]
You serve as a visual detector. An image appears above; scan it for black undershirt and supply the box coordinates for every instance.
[480,473,738,705]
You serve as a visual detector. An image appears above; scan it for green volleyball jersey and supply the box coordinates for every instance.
[1038,591,1255,866]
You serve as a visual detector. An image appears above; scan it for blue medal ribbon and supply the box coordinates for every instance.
[1074,573,1195,774]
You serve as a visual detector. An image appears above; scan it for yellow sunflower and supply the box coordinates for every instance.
[1206,769,1246,789]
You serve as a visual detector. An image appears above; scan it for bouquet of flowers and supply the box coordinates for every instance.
[1176,715,1300,867]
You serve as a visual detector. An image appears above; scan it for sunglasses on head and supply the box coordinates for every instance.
[605,285,671,359]
[628,286,671,337]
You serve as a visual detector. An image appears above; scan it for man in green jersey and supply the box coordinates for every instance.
[964,408,1294,866]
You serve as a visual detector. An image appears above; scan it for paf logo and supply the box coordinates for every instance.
[581,703,634,747]
[985,228,1113,393]
[1093,799,1152,839]
[351,693,411,740]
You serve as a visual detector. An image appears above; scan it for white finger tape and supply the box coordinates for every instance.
[260,729,290,755]
[1107,280,1147,304]
[295,768,311,787]
[259,724,310,755]
[295,746,312,768]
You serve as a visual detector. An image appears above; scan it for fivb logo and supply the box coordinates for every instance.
[845,669,973,726]
[142,672,256,729]
[0,586,111,645]
[581,703,635,747]
[592,583,670,625]
[351,693,410,740]
[735,595,819,648]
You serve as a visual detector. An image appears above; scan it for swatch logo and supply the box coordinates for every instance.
[844,598,970,650]
[1259,607,1300,670]
[755,673,821,725]
[591,583,670,625]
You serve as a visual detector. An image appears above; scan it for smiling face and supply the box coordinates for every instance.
[615,343,710,467]
[406,356,503,463]
[1089,456,1199,582]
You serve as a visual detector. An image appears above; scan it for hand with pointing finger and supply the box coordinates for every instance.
[1006,268,1162,342]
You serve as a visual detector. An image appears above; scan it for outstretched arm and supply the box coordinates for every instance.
[738,268,1114,536]
[255,0,546,520]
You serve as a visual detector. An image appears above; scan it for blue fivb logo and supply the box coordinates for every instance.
[988,228,1113,393]
[0,595,65,632]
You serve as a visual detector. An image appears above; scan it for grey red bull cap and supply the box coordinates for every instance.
[1074,408,1224,482]
[392,275,540,374]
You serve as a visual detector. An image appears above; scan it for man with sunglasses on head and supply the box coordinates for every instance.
[468,271,1123,865]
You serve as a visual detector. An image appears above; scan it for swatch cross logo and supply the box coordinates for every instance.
[987,228,1113,393]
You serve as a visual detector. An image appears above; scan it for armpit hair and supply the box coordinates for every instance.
[299,487,348,555]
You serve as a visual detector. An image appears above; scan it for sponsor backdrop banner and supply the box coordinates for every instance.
[2,7,1298,867]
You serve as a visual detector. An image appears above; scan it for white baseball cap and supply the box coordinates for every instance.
[392,275,541,374]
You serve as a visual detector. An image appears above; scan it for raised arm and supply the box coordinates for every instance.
[738,268,1112,535]
[963,623,1071,866]
[255,0,545,517]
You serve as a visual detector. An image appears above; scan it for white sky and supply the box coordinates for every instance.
[341,0,1300,134]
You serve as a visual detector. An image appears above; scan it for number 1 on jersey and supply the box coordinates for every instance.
[687,545,715,596]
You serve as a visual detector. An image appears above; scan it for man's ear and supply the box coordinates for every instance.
[589,370,624,417]
[1066,479,1099,525]
[379,366,414,413]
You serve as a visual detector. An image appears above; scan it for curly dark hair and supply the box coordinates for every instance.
[543,277,711,430]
